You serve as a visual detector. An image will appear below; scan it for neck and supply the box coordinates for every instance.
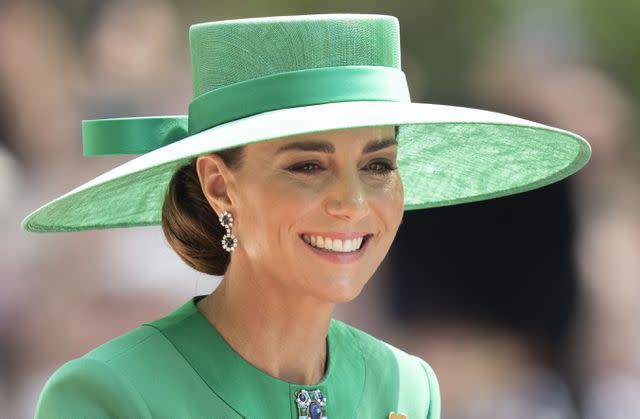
[197,257,334,385]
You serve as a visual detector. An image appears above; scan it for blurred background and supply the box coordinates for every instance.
[1,0,639,417]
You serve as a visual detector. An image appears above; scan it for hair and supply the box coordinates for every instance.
[161,125,399,275]
[162,147,246,275]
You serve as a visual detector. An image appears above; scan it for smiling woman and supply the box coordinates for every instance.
[193,126,403,305]
[163,126,401,281]
[25,13,590,419]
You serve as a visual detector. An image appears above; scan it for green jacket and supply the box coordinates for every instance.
[36,297,440,418]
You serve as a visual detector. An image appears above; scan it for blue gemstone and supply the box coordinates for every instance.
[309,402,322,419]
[299,393,307,402]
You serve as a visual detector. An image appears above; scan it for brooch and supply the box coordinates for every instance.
[295,389,327,419]
[388,412,408,419]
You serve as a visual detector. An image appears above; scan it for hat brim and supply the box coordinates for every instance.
[22,101,591,232]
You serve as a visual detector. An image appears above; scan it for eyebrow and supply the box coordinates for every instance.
[275,138,398,155]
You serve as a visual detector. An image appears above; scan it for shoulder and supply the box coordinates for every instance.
[332,319,441,419]
[36,301,237,418]
[36,322,185,419]
[35,325,160,418]
[332,319,438,384]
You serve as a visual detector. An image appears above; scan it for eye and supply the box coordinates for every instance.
[365,159,397,175]
[287,161,324,174]
[286,160,397,176]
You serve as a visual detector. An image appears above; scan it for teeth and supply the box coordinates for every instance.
[302,234,367,252]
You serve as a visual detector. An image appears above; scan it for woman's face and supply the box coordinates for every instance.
[207,126,404,303]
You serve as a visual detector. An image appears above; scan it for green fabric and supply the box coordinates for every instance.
[188,66,410,136]
[84,67,409,156]
[35,297,440,418]
[188,15,401,98]
[20,14,592,232]
[82,116,188,156]
[22,121,590,232]
[386,343,429,418]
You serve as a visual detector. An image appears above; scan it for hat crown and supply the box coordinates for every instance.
[189,14,401,98]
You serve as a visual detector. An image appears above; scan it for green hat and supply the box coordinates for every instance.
[22,14,591,233]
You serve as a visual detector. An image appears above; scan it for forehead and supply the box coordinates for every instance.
[250,126,397,154]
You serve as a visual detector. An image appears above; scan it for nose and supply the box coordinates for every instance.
[324,168,370,220]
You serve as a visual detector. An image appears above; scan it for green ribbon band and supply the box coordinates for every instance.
[83,66,409,156]
[188,66,410,135]
[82,117,189,156]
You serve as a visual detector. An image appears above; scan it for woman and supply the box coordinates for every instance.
[23,14,590,418]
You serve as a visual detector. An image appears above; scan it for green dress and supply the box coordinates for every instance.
[35,297,441,418]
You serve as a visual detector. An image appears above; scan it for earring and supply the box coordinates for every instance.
[219,211,238,252]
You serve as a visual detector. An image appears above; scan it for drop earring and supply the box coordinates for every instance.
[219,211,238,252]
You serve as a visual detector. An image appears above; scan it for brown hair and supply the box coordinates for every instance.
[161,147,245,275]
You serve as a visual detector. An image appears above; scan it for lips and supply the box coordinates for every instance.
[302,234,365,252]
[300,233,372,264]
[299,233,372,253]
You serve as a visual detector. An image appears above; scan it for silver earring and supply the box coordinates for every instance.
[220,211,238,252]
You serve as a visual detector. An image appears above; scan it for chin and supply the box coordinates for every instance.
[315,277,369,303]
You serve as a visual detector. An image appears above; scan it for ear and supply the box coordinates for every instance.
[195,154,235,216]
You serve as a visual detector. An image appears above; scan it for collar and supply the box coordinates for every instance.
[147,297,365,418]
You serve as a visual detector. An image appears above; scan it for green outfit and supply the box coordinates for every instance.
[36,297,441,418]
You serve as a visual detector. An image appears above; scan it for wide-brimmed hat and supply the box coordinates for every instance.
[22,14,591,233]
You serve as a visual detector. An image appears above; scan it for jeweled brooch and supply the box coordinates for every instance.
[295,389,327,419]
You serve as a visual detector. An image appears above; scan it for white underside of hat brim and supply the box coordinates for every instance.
[66,101,560,191]
[23,101,591,232]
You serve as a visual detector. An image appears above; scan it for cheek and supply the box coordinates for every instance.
[237,177,317,246]
[255,177,320,215]
[373,176,405,229]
